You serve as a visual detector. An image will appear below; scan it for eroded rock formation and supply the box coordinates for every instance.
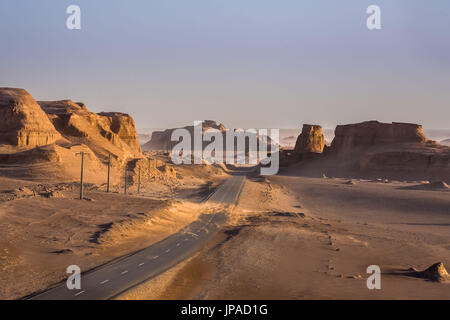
[0,88,61,147]
[286,120,450,183]
[39,100,142,163]
[326,122,449,181]
[98,112,141,151]
[294,124,325,154]
[0,88,143,182]
[330,121,428,153]
[142,120,227,151]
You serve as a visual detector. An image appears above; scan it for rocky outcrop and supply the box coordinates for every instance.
[294,125,324,154]
[323,121,450,181]
[142,120,227,151]
[420,262,450,282]
[409,262,450,283]
[330,121,428,153]
[97,112,141,151]
[0,88,143,182]
[286,121,450,183]
[323,121,449,181]
[0,88,61,147]
[39,100,142,163]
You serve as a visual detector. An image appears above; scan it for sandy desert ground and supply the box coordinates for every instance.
[0,163,227,300]
[117,175,449,300]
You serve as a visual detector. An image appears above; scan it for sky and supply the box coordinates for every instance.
[1,0,449,130]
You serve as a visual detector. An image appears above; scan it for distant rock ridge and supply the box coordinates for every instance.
[294,124,324,154]
[143,120,226,151]
[0,88,61,147]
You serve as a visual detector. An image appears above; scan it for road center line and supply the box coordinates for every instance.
[153,255,159,259]
[100,280,109,284]
[74,290,85,296]
[138,262,145,267]
[176,243,180,247]
[165,249,171,253]
[121,270,129,275]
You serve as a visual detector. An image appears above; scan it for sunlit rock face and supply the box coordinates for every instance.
[0,88,61,147]
[39,100,142,164]
[294,124,325,154]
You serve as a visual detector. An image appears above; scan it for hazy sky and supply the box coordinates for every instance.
[1,0,449,129]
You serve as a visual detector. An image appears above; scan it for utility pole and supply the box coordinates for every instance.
[106,152,111,193]
[137,166,141,194]
[76,151,88,200]
[124,169,127,195]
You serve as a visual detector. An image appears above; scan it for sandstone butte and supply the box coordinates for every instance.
[289,121,450,183]
[330,121,428,153]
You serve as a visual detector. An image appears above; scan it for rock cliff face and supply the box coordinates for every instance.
[97,112,141,151]
[330,121,428,153]
[39,100,142,163]
[294,125,324,154]
[0,88,61,147]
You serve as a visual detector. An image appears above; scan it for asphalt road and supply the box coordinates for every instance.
[29,175,246,300]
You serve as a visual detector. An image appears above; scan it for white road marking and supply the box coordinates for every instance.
[165,249,171,253]
[121,270,128,275]
[138,262,145,267]
[100,280,109,284]
[176,243,180,247]
[74,290,85,296]
[153,255,159,259]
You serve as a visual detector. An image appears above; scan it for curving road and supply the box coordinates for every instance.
[29,175,246,300]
